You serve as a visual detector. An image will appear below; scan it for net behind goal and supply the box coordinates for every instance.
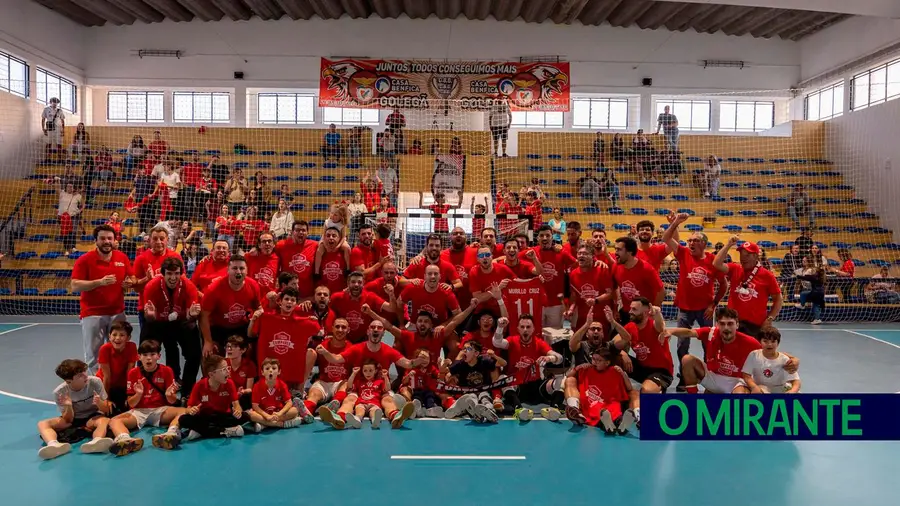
[0,96,897,321]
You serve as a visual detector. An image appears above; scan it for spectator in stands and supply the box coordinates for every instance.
[611,133,632,168]
[224,168,248,214]
[196,165,218,205]
[96,146,114,185]
[148,131,168,157]
[323,124,342,161]
[697,154,721,198]
[787,184,814,229]
[236,206,266,254]
[866,266,900,304]
[70,123,90,161]
[270,199,294,240]
[599,167,619,205]
[177,221,202,251]
[808,244,826,270]
[430,138,441,155]
[780,244,803,300]
[41,97,65,162]
[81,156,97,205]
[348,126,364,162]
[656,105,680,150]
[632,129,652,156]
[449,137,464,155]
[347,193,368,243]
[833,249,855,278]
[592,132,605,167]
[659,150,683,184]
[361,171,383,211]
[381,128,398,165]
[796,255,826,325]
[123,135,146,172]
[548,208,566,243]
[409,139,423,155]
[489,97,512,157]
[376,160,399,208]
[47,177,82,254]
[386,109,406,153]
[159,163,182,219]
[795,228,813,258]
[204,190,225,238]
[215,204,237,249]
[576,168,602,206]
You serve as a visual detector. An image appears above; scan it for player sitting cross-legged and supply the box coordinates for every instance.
[446,340,504,423]
[565,345,637,434]
[247,358,303,431]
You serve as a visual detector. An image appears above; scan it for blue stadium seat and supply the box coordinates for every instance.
[182,149,198,155]
[716,210,734,217]
[340,190,355,197]
[772,158,787,163]
[293,189,308,197]
[323,162,338,169]
[588,223,605,230]
[342,175,359,182]
[283,151,298,156]
[870,259,890,267]
[654,208,670,216]
[621,180,638,186]
[730,196,748,203]
[300,162,316,169]
[801,171,818,177]
[547,154,562,159]
[317,190,332,196]
[44,288,68,296]
[723,182,740,188]
[649,195,666,201]
[40,218,58,225]
[608,207,625,215]
[345,163,361,169]
[810,184,828,190]
[613,223,630,231]
[686,156,702,162]
[737,170,754,175]
[571,167,590,173]
[831,212,852,218]
[852,259,866,267]
[0,288,10,296]
[312,204,329,212]
[748,158,766,163]
[759,240,777,249]
[671,195,688,201]
[555,193,573,199]
[819,226,840,233]
[69,251,85,260]
[256,162,272,169]
[831,242,852,249]
[748,225,767,232]
[39,188,56,196]
[296,175,313,182]
[103,202,121,210]
[310,220,325,227]
[847,198,866,205]
[823,197,842,204]
[304,151,320,156]
[279,162,294,169]
[790,159,808,164]
[758,170,775,175]
[727,157,745,162]
[631,208,648,215]
[770,258,783,266]
[744,182,762,189]
[272,175,290,182]
[781,241,795,248]
[90,218,106,226]
[761,210,781,217]
[526,154,541,159]
[320,175,336,182]
[739,210,757,217]
[40,252,63,259]
[812,211,828,218]
[625,194,643,201]
[528,165,544,172]
[676,208,695,216]
[28,234,49,242]
[583,207,601,214]
[260,150,277,156]
[882,243,900,250]
[685,224,703,232]
[569,154,585,160]
[643,180,659,186]
[724,225,742,232]
[855,212,876,219]
[868,227,891,234]
[551,166,566,172]
[842,226,863,233]
[289,203,305,211]
[553,179,568,185]
[560,207,577,214]
[710,196,726,202]
[753,196,771,203]
[855,242,877,249]
[720,169,732,176]
[21,288,39,296]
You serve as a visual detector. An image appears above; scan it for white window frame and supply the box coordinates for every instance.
[173,91,230,124]
[107,91,165,123]
[257,93,315,125]
[571,98,628,130]
[719,100,775,132]
[804,82,844,121]
[851,58,900,111]
[655,99,710,132]
[322,107,380,126]
[510,111,564,129]
[36,68,76,113]
[0,50,29,98]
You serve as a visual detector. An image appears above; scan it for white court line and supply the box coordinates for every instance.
[391,455,526,461]
[0,323,39,336]
[0,389,55,405]
[843,329,900,351]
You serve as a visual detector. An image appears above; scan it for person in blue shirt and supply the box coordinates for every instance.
[323,124,342,161]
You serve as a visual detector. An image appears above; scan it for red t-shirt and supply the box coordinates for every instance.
[317,337,350,383]
[441,247,479,305]
[468,263,516,313]
[143,276,200,321]
[340,342,404,370]
[293,307,335,336]
[238,219,268,249]
[525,200,543,230]
[502,277,545,336]
[191,257,229,293]
[148,140,168,156]
[353,377,386,404]
[126,364,175,409]
[330,290,388,343]
[245,252,280,295]
[841,260,855,278]
[637,243,669,271]
[674,246,724,312]
[72,249,132,318]
[394,328,448,367]
[319,249,348,295]
[429,203,451,232]
[350,244,380,281]
[577,366,629,408]
[696,327,761,378]
[254,312,320,384]
[200,277,262,329]
[561,241,582,259]
[189,378,239,414]
[374,238,394,261]
[403,259,460,285]
[399,284,460,323]
[251,379,291,414]
[504,335,552,384]
[363,277,399,303]
[725,263,781,326]
[132,248,181,310]
[275,239,319,297]
[404,365,440,392]
[216,216,237,236]
[460,331,500,355]
[529,247,575,305]
[181,163,202,187]
[612,259,664,308]
[228,358,257,390]
[568,264,614,328]
[497,257,537,279]
[97,342,138,390]
[624,321,673,374]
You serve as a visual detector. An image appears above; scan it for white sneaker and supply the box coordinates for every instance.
[540,407,562,422]
[617,409,636,434]
[392,393,407,411]
[345,413,362,429]
[38,441,71,460]
[371,408,384,429]
[599,410,616,433]
[185,430,202,441]
[515,408,534,422]
[223,426,244,438]
[811,319,822,325]
[444,394,476,419]
[412,399,423,419]
[424,406,444,418]
[252,423,263,433]
[282,418,302,428]
[473,404,499,423]
[80,437,113,454]
[795,303,803,309]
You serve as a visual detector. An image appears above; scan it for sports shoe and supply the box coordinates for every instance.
[412,399,424,419]
[282,418,302,428]
[617,409,636,435]
[345,413,362,429]
[326,399,341,413]
[109,436,144,457]
[223,426,244,438]
[392,393,407,411]
[318,406,345,430]
[540,407,562,422]
[599,410,616,434]
[515,408,534,422]
[38,441,71,460]
[252,423,264,433]
[184,430,202,441]
[151,432,181,450]
[424,406,444,418]
[473,404,499,423]
[391,402,416,429]
[493,397,504,411]
[297,403,315,424]
[371,408,384,429]
[811,319,822,325]
[444,394,476,419]
[80,437,114,454]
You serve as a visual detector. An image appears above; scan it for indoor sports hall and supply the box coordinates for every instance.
[2,0,900,505]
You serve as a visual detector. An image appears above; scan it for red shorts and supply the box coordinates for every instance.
[355,399,382,411]
[582,400,622,428]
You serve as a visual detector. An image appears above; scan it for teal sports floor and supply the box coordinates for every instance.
[1,316,899,506]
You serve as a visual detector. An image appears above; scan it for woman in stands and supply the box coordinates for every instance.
[123,135,145,174]
[106,211,123,245]
[214,204,237,250]
[270,199,294,240]
[48,178,83,255]
[796,256,826,325]
[699,155,722,198]
[548,208,566,243]
[204,190,225,238]
[70,123,90,162]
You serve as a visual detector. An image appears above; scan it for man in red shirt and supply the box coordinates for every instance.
[476,227,505,258]
[469,247,515,315]
[71,224,135,374]
[179,154,207,221]
[191,240,230,293]
[496,239,541,279]
[293,285,336,338]
[634,219,675,271]
[524,191,543,231]
[364,262,412,323]
[275,220,319,298]
[422,191,453,238]
[442,227,479,305]
[303,317,352,415]
[529,225,576,329]
[591,229,617,269]
[315,227,349,295]
[404,234,462,290]
[713,236,783,338]
[141,257,202,398]
[398,264,461,325]
[199,254,262,357]
[133,225,181,329]
[610,299,673,401]
[612,236,664,323]
[235,206,267,252]
[350,224,382,282]
[566,244,614,331]
[330,271,395,343]
[560,221,583,258]
[245,231,280,295]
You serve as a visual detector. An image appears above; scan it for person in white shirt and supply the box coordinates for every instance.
[741,326,801,394]
[54,180,82,253]
[42,97,66,161]
[376,159,399,207]
[489,97,512,157]
[270,198,295,239]
[700,154,722,198]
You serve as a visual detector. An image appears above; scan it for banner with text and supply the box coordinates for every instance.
[319,58,570,111]
[432,154,466,204]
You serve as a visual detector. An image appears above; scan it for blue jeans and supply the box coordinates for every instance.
[664,129,680,150]
[80,313,127,374]
[676,309,712,362]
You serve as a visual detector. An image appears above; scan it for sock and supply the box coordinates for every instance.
[338,412,346,421]
[686,385,699,394]
[304,399,316,413]
[388,409,398,420]
[634,407,641,423]
[334,391,347,403]
[114,433,129,442]
[566,397,579,409]
[48,440,58,445]
[167,426,178,434]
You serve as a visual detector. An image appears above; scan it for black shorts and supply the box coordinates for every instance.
[629,362,673,392]
[491,126,509,141]
[738,320,763,339]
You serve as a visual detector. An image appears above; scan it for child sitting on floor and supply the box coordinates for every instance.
[247,358,304,431]
[400,348,446,419]
[170,354,252,444]
[741,326,802,394]
[346,360,389,429]
[37,359,114,460]
[96,321,139,414]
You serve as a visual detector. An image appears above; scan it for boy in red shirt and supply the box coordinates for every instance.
[346,359,390,429]
[374,223,395,263]
[399,348,446,418]
[247,358,303,431]
[565,346,636,434]
[225,335,257,410]
[97,321,138,413]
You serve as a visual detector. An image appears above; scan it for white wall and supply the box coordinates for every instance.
[824,98,900,240]
[800,16,900,83]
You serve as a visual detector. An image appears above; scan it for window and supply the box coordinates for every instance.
[804,82,844,121]
[655,100,710,131]
[107,91,164,123]
[851,58,900,110]
[257,93,315,124]
[510,111,564,128]
[719,101,774,132]
[173,92,229,123]
[572,98,628,130]
[322,107,380,126]
[36,68,76,112]
[0,50,28,98]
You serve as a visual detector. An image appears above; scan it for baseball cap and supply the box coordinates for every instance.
[738,242,760,255]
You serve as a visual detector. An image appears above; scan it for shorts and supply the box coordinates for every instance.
[311,380,342,401]
[355,401,382,411]
[491,126,509,141]
[583,400,623,428]
[45,129,62,146]
[738,320,763,339]
[629,362,673,392]
[700,367,742,394]
[70,413,104,429]
[128,407,171,429]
